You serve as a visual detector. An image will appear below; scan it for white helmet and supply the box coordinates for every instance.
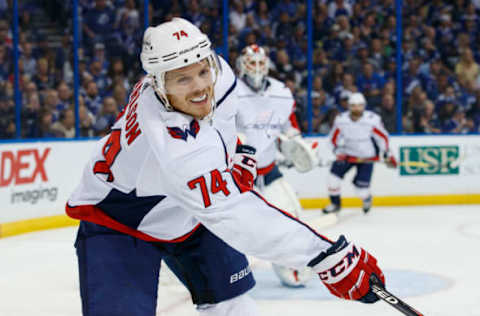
[348,92,367,106]
[140,18,220,113]
[237,44,269,91]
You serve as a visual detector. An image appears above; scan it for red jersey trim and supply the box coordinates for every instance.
[289,102,300,130]
[65,203,200,243]
[331,128,341,147]
[372,127,389,151]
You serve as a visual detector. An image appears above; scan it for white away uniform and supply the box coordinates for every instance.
[66,58,333,315]
[326,110,390,207]
[329,110,389,160]
[235,77,300,173]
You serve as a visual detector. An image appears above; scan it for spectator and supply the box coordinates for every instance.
[336,90,351,112]
[356,62,385,106]
[334,72,357,101]
[94,96,118,136]
[318,108,340,134]
[436,85,458,110]
[377,93,397,133]
[414,100,441,133]
[254,1,271,28]
[79,104,96,137]
[0,19,11,47]
[32,33,50,59]
[324,61,344,92]
[43,89,62,120]
[107,58,130,92]
[229,1,246,32]
[21,42,36,77]
[270,49,293,82]
[83,0,117,52]
[57,81,73,111]
[185,0,205,27]
[308,90,331,132]
[92,42,109,75]
[272,11,294,39]
[0,95,15,138]
[0,44,11,82]
[51,108,75,138]
[37,110,60,138]
[328,0,352,19]
[84,81,103,115]
[455,48,480,87]
[21,92,41,138]
[89,59,109,95]
[32,58,55,91]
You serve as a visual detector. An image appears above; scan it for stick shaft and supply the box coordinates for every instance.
[370,275,424,316]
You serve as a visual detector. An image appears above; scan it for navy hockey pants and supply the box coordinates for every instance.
[75,221,255,316]
[330,160,374,188]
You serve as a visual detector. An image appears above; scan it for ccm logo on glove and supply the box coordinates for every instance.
[318,245,360,282]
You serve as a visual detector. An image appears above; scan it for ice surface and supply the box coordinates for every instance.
[1,205,479,316]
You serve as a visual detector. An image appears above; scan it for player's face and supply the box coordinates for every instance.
[349,103,365,118]
[165,60,214,119]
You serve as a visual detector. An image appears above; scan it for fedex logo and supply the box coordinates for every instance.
[0,148,51,187]
[319,246,360,282]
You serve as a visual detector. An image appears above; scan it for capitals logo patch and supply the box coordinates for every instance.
[167,119,200,141]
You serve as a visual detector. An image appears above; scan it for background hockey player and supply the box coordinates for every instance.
[323,92,397,214]
[235,44,324,287]
[66,19,385,316]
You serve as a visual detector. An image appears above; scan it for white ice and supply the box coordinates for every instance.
[1,205,479,316]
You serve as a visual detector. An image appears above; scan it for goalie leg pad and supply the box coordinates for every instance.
[261,176,302,218]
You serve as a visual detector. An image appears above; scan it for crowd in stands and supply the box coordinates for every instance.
[1,0,480,139]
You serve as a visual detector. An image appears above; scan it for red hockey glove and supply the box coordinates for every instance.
[232,145,257,191]
[308,235,385,303]
[385,155,398,168]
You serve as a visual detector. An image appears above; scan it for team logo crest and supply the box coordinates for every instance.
[167,119,200,141]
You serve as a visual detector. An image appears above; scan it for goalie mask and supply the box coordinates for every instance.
[140,18,221,119]
[238,44,269,91]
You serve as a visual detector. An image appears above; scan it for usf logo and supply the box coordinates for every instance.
[400,146,459,176]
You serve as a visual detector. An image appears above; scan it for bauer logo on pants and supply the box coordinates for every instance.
[399,145,459,176]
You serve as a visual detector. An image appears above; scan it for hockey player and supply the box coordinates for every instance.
[235,44,322,287]
[66,19,385,316]
[323,92,397,214]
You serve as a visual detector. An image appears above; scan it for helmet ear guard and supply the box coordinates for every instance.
[237,44,269,91]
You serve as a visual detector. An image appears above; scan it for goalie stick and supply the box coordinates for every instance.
[370,274,424,316]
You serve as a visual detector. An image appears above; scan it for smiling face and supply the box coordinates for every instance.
[164,60,214,119]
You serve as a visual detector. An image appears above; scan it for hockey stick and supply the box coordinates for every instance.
[370,274,424,316]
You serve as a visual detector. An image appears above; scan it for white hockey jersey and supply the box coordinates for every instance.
[329,110,389,159]
[235,77,300,173]
[66,58,331,269]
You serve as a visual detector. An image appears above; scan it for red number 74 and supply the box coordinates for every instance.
[187,170,230,208]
